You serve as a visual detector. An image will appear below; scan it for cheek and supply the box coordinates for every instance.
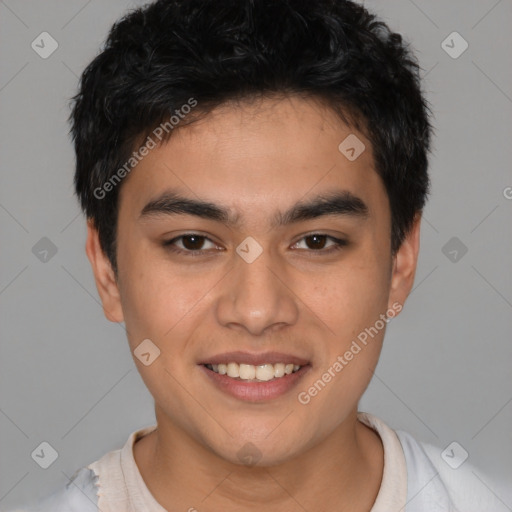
[306,255,391,338]
[116,260,210,413]
[303,252,390,410]
[117,243,208,349]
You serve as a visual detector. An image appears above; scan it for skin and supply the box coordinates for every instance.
[86,95,421,512]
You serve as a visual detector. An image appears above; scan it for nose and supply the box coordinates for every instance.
[215,246,299,336]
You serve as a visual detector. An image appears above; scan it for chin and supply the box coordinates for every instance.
[211,430,306,468]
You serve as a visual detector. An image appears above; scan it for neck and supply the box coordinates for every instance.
[134,408,384,512]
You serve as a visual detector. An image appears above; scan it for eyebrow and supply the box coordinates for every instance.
[139,189,369,228]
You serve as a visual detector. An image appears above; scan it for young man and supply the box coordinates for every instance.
[11,0,504,511]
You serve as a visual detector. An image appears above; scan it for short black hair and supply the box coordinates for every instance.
[70,0,433,275]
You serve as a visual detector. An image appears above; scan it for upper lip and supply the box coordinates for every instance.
[199,351,310,367]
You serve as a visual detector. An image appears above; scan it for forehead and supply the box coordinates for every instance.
[118,95,386,225]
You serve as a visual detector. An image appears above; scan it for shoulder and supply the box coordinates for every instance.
[6,467,99,512]
[395,429,508,512]
[7,425,156,512]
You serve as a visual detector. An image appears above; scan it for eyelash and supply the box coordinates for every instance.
[162,233,348,257]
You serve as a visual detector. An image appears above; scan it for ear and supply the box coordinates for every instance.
[85,219,124,323]
[387,214,421,312]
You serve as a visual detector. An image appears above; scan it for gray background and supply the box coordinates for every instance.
[1,0,511,509]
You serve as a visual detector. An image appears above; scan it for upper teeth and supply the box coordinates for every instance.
[205,362,301,381]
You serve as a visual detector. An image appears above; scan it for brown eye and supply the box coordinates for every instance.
[180,235,206,250]
[304,234,328,250]
[292,234,347,252]
[163,234,219,254]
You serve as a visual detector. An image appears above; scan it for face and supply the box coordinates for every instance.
[87,95,419,466]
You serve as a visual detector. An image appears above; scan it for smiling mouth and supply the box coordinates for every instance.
[203,362,303,382]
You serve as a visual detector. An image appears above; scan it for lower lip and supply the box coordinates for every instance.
[199,364,311,402]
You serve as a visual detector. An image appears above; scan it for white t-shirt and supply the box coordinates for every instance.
[8,412,507,511]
